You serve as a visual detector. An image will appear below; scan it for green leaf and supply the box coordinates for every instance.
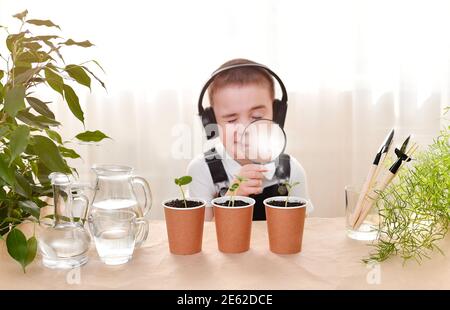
[33,115,60,127]
[13,66,43,84]
[0,155,15,186]
[6,229,37,273]
[82,65,106,90]
[63,84,84,124]
[0,69,4,79]
[32,187,52,199]
[26,19,61,30]
[44,65,64,96]
[26,35,60,41]
[65,64,91,89]
[26,97,55,119]
[6,32,26,53]
[18,200,40,219]
[32,135,71,173]
[16,111,48,129]
[12,66,32,80]
[175,176,192,186]
[236,176,246,182]
[59,146,81,159]
[291,181,301,187]
[60,39,94,47]
[16,50,51,63]
[42,40,64,62]
[22,41,42,50]
[36,162,52,185]
[16,111,60,129]
[13,10,28,21]
[84,59,105,73]
[75,130,110,142]
[229,183,239,191]
[6,228,28,272]
[25,236,37,268]
[9,125,30,165]
[46,129,62,144]
[0,126,10,139]
[4,85,26,117]
[14,173,32,198]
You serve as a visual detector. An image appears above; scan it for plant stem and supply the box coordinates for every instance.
[179,185,187,208]
[285,186,291,208]
[227,193,233,207]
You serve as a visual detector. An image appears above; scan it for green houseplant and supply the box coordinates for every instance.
[280,180,301,207]
[173,175,192,208]
[0,10,109,272]
[226,175,246,207]
[365,107,450,264]
[163,175,206,255]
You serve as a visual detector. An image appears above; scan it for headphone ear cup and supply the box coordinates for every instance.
[273,99,287,128]
[201,107,219,140]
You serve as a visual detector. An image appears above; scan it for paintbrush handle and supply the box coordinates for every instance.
[372,151,388,183]
[350,165,377,227]
[353,171,395,229]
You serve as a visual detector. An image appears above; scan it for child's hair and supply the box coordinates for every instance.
[208,58,275,106]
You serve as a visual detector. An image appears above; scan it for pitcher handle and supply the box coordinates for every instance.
[134,218,149,248]
[131,176,153,217]
[73,194,89,225]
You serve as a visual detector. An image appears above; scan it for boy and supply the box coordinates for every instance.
[188,58,313,221]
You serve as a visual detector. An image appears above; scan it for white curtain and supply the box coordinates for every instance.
[1,0,449,219]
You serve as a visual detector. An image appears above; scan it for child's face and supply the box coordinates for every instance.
[212,83,273,162]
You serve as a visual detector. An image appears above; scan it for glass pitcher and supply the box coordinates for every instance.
[38,173,91,269]
[89,164,152,247]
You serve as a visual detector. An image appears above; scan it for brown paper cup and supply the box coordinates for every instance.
[211,196,255,253]
[264,196,307,254]
[163,199,206,255]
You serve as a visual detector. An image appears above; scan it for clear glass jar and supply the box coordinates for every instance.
[345,185,379,241]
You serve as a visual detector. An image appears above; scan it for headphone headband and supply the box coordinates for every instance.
[198,63,288,114]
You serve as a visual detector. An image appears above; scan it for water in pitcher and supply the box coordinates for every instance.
[92,199,138,212]
[94,228,135,265]
[88,207,139,265]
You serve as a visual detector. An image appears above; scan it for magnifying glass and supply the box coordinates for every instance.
[239,119,287,164]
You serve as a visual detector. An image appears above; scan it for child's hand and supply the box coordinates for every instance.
[227,164,268,196]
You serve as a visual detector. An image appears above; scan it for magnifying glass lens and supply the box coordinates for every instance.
[240,119,287,164]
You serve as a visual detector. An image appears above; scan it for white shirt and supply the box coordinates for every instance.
[187,142,314,214]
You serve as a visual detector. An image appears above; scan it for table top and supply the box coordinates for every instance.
[1,218,449,290]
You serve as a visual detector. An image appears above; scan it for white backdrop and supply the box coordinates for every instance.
[1,0,449,219]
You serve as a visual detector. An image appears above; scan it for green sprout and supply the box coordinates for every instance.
[279,181,301,207]
[227,175,247,207]
[174,176,192,208]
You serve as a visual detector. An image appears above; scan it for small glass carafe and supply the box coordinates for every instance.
[38,173,91,269]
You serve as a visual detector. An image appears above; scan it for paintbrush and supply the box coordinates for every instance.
[349,128,395,227]
[353,136,417,229]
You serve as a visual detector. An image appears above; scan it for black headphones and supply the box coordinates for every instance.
[198,63,288,140]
